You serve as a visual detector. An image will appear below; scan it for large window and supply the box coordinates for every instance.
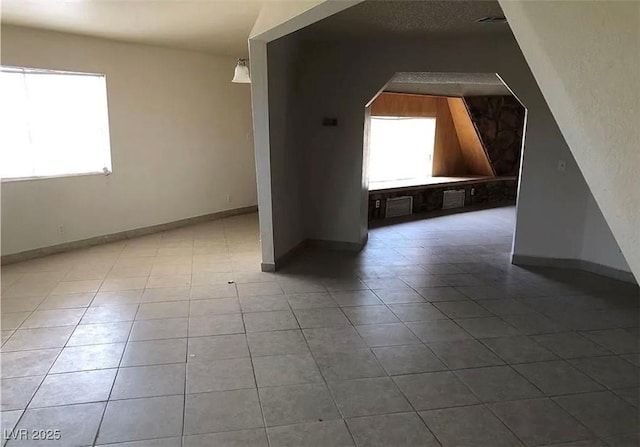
[0,66,112,180]
[369,116,436,189]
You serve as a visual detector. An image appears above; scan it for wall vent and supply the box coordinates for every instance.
[385,196,413,218]
[442,189,466,210]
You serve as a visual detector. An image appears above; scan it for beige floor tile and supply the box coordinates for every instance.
[0,208,635,447]
[100,277,148,292]
[38,292,95,309]
[51,280,103,295]
[146,274,192,289]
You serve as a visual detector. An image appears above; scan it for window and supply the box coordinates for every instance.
[368,116,436,189]
[0,66,112,180]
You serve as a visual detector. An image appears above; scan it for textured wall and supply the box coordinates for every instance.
[464,96,525,177]
[500,0,638,277]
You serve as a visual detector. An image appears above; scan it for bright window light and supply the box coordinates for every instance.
[0,66,112,180]
[369,116,436,187]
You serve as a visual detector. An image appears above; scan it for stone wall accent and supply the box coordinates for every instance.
[463,96,525,177]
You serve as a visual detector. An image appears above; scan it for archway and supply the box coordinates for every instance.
[362,72,527,249]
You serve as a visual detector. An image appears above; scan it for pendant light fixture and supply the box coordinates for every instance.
[232,59,251,84]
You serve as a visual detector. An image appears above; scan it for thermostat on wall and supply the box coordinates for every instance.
[322,117,338,126]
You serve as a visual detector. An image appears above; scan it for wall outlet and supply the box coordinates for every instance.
[470,188,476,196]
[557,160,567,172]
[375,199,381,209]
[226,194,232,204]
[58,224,65,235]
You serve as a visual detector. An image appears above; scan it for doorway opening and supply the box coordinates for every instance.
[364,72,527,222]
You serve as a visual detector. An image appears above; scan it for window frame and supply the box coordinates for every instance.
[0,65,113,183]
[368,115,437,188]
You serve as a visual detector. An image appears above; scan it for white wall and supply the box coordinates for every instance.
[265,31,631,274]
[267,36,305,259]
[500,0,639,277]
[581,195,630,272]
[248,0,362,268]
[1,25,257,256]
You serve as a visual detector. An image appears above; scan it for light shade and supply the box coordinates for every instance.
[232,59,251,83]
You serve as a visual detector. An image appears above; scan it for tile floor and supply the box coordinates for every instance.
[1,207,638,447]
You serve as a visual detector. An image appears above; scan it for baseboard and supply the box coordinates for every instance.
[512,254,638,284]
[306,235,368,252]
[1,205,258,265]
[260,239,307,272]
[269,238,314,272]
[263,234,369,272]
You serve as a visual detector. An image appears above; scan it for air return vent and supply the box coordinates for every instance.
[476,16,507,24]
[442,190,466,210]
[385,196,413,218]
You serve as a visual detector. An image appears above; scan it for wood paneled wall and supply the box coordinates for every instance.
[447,98,495,177]
[370,92,437,117]
[432,98,466,176]
[370,92,494,178]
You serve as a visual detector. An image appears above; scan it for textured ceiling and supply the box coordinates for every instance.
[0,0,264,56]
[298,0,508,40]
[385,72,512,97]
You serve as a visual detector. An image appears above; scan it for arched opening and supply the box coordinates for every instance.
[362,72,528,246]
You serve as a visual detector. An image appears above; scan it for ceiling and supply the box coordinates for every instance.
[298,0,509,40]
[385,72,512,97]
[0,0,265,56]
[1,0,509,56]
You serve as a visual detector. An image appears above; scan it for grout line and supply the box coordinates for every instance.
[1,212,637,447]
[2,292,96,444]
[286,296,360,447]
[91,265,140,446]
